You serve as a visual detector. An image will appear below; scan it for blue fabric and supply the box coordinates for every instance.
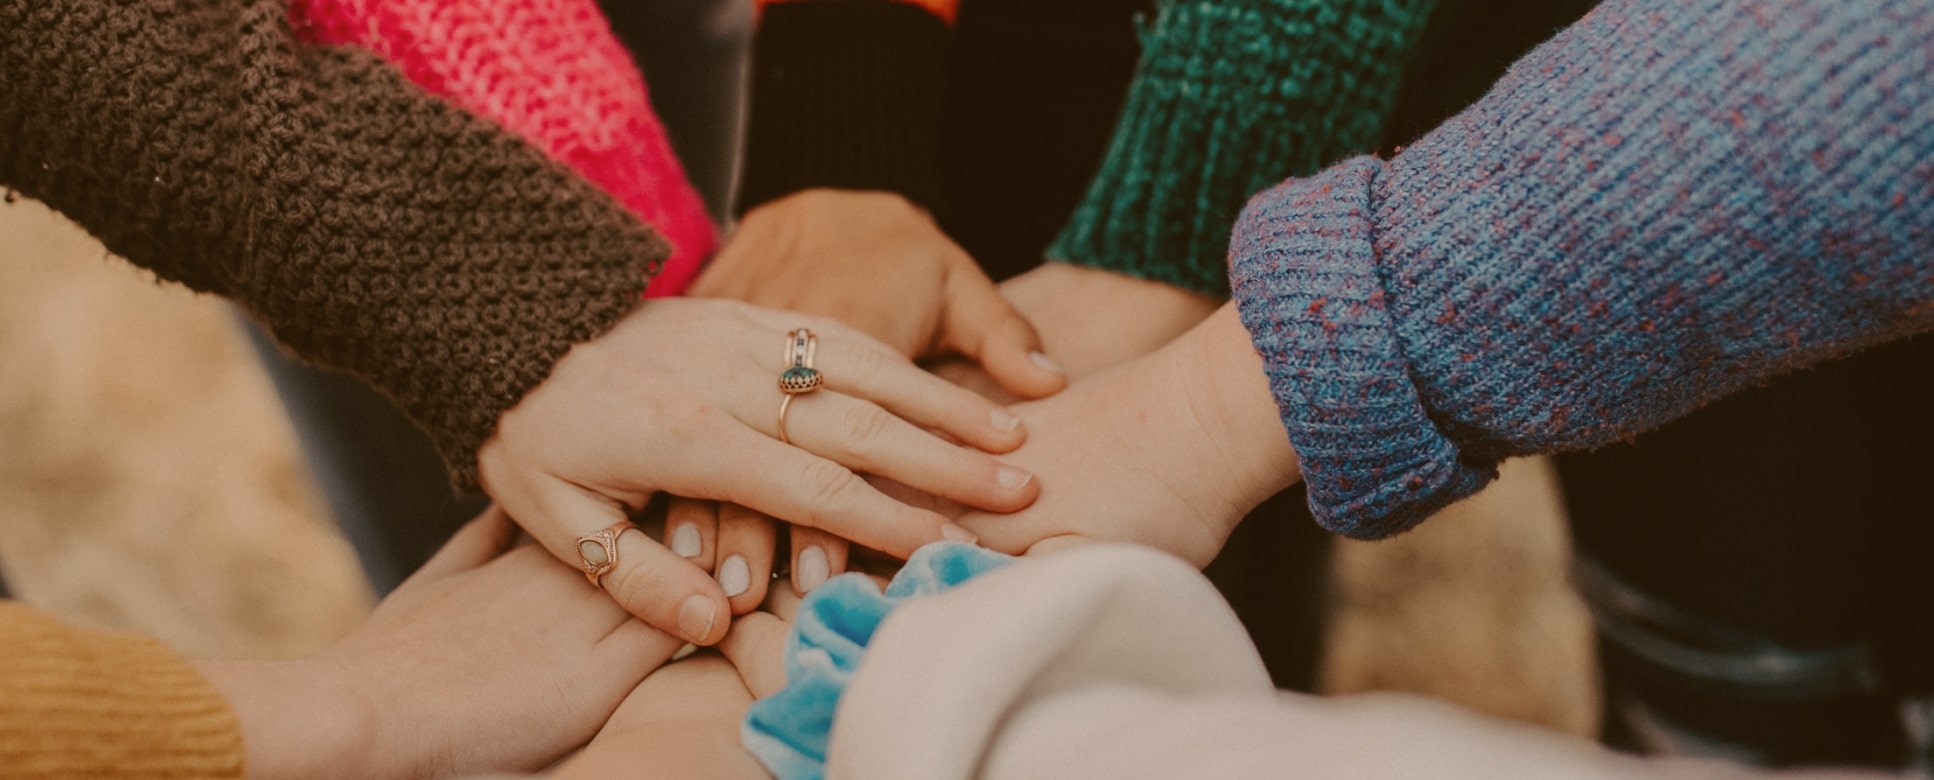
[742,542,1013,780]
[1229,0,1934,538]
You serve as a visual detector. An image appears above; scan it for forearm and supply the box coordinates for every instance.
[1048,0,1439,295]
[0,0,665,487]
[1230,0,1934,537]
[737,0,956,213]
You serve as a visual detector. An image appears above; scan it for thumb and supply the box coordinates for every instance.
[937,268,1066,399]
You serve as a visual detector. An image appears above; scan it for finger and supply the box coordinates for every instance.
[761,577,806,622]
[529,481,732,646]
[682,424,976,560]
[665,497,719,572]
[789,525,847,595]
[939,266,1067,400]
[760,317,1028,454]
[717,612,790,699]
[779,390,1039,513]
[409,503,517,582]
[715,503,776,615]
[592,619,686,678]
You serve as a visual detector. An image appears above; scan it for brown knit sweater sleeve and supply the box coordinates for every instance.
[0,603,244,778]
[0,0,670,488]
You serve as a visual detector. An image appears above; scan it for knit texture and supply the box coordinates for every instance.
[0,603,244,778]
[1048,0,1437,295]
[288,0,717,297]
[738,0,951,214]
[1,0,669,489]
[1229,0,1934,538]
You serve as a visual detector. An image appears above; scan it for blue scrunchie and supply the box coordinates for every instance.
[741,542,1013,780]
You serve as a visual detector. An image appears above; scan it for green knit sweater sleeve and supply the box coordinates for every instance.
[1047,0,1438,295]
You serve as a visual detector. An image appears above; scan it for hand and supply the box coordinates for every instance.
[552,586,816,779]
[664,497,849,614]
[692,189,1066,399]
[478,297,1040,645]
[954,305,1301,565]
[999,262,1222,381]
[549,655,768,779]
[196,508,680,780]
[715,582,807,702]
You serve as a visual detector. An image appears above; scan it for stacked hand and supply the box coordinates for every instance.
[453,189,1303,778]
[477,297,1041,645]
[196,508,683,779]
[543,308,1298,775]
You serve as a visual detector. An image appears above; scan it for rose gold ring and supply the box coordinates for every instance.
[778,393,799,445]
[777,329,822,445]
[574,520,637,588]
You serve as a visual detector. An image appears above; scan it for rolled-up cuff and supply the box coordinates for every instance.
[1228,157,1492,538]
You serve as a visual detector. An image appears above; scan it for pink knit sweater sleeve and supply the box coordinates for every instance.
[288,0,717,297]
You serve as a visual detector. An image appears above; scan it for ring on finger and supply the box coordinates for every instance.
[573,520,638,588]
[777,328,823,444]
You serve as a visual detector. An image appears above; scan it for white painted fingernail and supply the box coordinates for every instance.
[718,555,750,597]
[677,596,716,643]
[670,523,702,558]
[1028,352,1063,374]
[990,408,1022,433]
[996,464,1034,491]
[940,524,979,545]
[796,546,830,593]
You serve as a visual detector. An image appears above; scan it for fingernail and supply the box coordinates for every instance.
[1028,352,1063,374]
[796,546,830,593]
[989,408,1022,434]
[718,555,750,597]
[940,524,978,545]
[677,596,716,643]
[996,464,1034,491]
[670,523,702,558]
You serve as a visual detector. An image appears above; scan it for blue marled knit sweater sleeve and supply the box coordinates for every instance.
[1229,0,1934,539]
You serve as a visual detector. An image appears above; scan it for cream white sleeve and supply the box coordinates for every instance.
[828,544,1893,780]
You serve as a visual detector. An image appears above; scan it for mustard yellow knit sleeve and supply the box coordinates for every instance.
[0,602,244,778]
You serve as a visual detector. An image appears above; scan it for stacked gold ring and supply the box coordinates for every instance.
[777,329,822,444]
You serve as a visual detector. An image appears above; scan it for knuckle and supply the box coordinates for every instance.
[798,460,861,511]
[840,403,894,446]
[841,343,887,386]
[607,560,672,620]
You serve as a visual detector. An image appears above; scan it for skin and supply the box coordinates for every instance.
[550,588,812,778]
[476,297,1037,645]
[998,262,1225,383]
[682,189,1068,603]
[548,655,767,780]
[691,189,1066,399]
[951,305,1302,565]
[678,191,1221,601]
[195,508,682,780]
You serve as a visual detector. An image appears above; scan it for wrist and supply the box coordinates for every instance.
[1172,304,1301,512]
[194,657,374,780]
[1005,262,1221,379]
